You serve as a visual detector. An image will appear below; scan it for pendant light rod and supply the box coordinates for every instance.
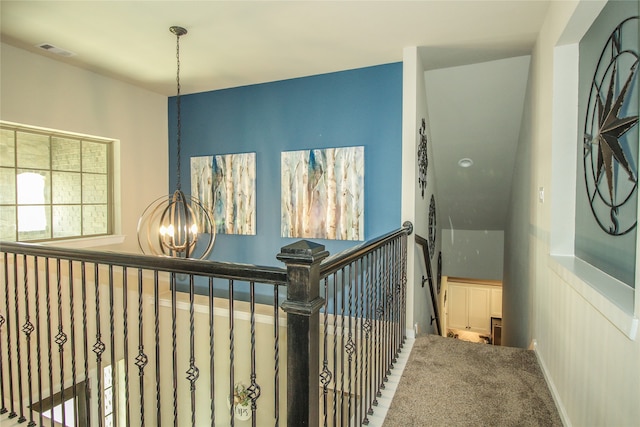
[171,26,187,190]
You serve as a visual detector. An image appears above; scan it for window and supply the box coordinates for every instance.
[0,122,114,242]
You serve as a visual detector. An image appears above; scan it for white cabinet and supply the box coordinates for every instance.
[447,285,469,331]
[490,287,502,318]
[447,284,491,334]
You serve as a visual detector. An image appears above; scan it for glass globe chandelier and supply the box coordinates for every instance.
[137,26,215,259]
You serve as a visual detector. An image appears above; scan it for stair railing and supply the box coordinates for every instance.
[0,220,413,427]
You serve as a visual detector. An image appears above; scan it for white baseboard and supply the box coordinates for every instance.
[532,339,571,427]
[366,336,415,427]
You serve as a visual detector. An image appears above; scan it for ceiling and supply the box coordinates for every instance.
[0,0,550,232]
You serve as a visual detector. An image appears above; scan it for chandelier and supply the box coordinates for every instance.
[137,26,215,259]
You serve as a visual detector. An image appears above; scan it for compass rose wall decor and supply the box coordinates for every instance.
[576,1,638,287]
[583,16,638,236]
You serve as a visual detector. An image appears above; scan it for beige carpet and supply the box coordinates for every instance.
[383,334,562,427]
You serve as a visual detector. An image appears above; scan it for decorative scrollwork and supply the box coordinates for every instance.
[92,339,105,357]
[363,319,371,337]
[186,361,199,390]
[135,348,148,371]
[418,118,429,198]
[55,330,68,347]
[247,378,261,403]
[428,195,437,259]
[21,321,34,336]
[345,337,355,356]
[319,365,332,387]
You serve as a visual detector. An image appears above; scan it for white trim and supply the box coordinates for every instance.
[40,234,126,249]
[550,256,637,340]
[365,336,415,427]
[532,339,571,427]
[159,293,288,327]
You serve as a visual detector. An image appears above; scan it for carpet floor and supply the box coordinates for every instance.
[383,334,562,427]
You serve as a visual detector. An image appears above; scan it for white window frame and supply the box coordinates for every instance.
[1,121,123,247]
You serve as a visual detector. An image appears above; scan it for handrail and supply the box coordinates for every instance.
[319,221,413,277]
[0,241,287,284]
[415,234,441,335]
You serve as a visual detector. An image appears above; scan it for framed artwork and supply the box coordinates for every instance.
[191,152,256,235]
[281,146,364,240]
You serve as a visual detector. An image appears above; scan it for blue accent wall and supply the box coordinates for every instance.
[169,63,402,267]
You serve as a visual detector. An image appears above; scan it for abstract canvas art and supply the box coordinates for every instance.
[191,152,256,235]
[281,146,364,240]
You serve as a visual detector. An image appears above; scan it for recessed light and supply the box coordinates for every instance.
[458,158,473,168]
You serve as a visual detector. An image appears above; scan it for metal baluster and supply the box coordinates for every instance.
[0,253,7,416]
[384,243,391,383]
[171,273,178,427]
[55,259,67,427]
[382,244,390,384]
[363,254,373,424]
[155,271,162,427]
[340,268,347,426]
[395,239,401,355]
[123,266,131,427]
[108,265,116,427]
[34,256,44,427]
[248,281,261,427]
[346,264,354,425]
[332,272,338,427]
[93,263,104,427]
[21,255,36,427]
[395,239,400,351]
[81,262,90,427]
[357,257,364,426]
[67,260,78,427]
[137,268,148,427]
[401,234,408,345]
[273,284,280,427]
[228,279,235,427]
[320,278,331,427]
[387,242,394,367]
[209,277,215,427]
[3,253,15,418]
[373,249,381,407]
[13,255,25,422]
[186,274,198,427]
[45,258,54,427]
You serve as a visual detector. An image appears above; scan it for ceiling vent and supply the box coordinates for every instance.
[36,43,76,57]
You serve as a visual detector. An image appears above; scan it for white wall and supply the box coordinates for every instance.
[441,229,503,281]
[505,1,640,425]
[402,47,441,337]
[0,43,168,253]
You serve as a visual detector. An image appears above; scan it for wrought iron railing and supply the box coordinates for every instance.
[0,221,412,427]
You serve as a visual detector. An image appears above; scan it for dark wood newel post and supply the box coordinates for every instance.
[277,240,329,427]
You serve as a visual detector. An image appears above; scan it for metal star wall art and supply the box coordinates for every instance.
[589,61,638,204]
[583,15,639,236]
